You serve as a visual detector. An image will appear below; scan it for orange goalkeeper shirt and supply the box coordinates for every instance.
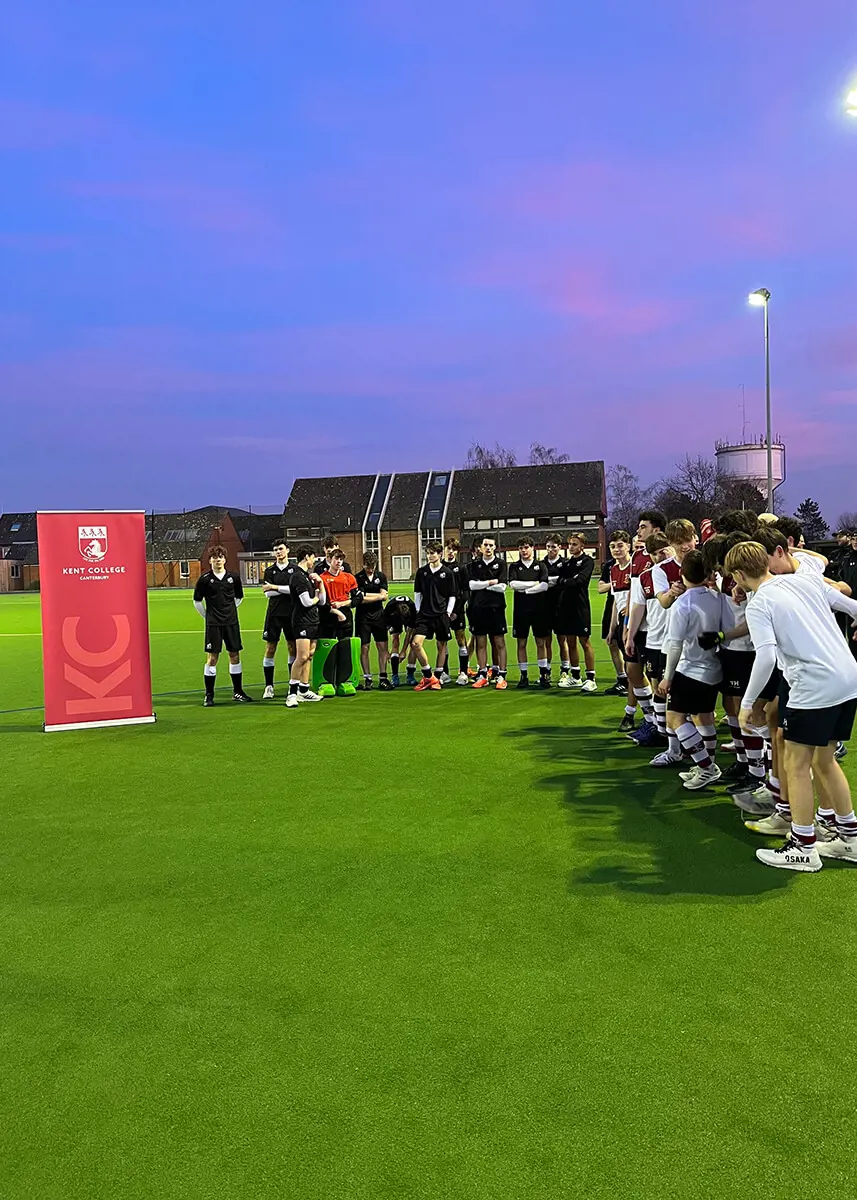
[321,570,357,605]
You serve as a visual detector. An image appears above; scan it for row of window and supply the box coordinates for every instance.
[463,515,599,531]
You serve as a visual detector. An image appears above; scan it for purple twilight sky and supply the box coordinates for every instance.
[2,1,857,521]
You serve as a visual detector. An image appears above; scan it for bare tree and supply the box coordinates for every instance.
[528,442,570,466]
[650,454,769,526]
[464,440,517,469]
[607,464,648,534]
[836,511,857,532]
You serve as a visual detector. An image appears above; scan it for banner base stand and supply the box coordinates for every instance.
[44,714,157,734]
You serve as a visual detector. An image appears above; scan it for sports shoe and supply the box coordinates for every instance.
[816,836,857,864]
[456,672,469,686]
[732,785,775,815]
[683,763,722,790]
[605,681,627,696]
[557,672,572,689]
[814,816,839,843]
[720,740,739,754]
[538,676,552,689]
[440,671,452,685]
[721,759,749,783]
[516,677,530,689]
[628,722,660,746]
[618,714,636,734]
[262,685,275,700]
[727,772,762,795]
[358,678,373,691]
[285,694,299,708]
[414,677,434,691]
[834,741,848,761]
[679,765,700,781]
[338,682,357,696]
[391,674,400,688]
[495,677,508,690]
[756,837,822,873]
[568,676,584,689]
[378,678,393,691]
[581,679,598,693]
[296,689,323,702]
[467,667,477,679]
[744,812,791,836]
[233,691,254,703]
[203,694,214,707]
[650,750,682,767]
[318,683,336,698]
[472,676,490,689]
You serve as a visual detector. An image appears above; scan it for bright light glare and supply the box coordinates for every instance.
[847,88,857,115]
[748,292,767,307]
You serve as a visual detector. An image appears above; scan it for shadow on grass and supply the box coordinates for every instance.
[505,723,791,904]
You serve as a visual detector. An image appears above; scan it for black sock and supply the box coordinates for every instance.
[571,666,581,680]
[478,667,488,678]
[289,680,299,696]
[540,665,550,678]
[499,668,507,679]
[391,654,400,675]
[618,672,628,684]
[204,672,216,698]
[434,667,443,678]
[422,666,432,679]
[379,671,388,679]
[264,663,275,686]
[407,664,416,679]
[231,671,243,695]
[298,682,309,694]
[587,670,595,680]
[458,648,468,671]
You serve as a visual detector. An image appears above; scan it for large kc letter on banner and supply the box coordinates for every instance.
[37,511,156,733]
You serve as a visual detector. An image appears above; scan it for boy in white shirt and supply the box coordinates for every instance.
[655,549,723,790]
[726,540,857,872]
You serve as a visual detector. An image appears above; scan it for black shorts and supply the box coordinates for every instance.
[644,647,664,681]
[513,605,553,640]
[205,622,242,654]
[292,615,320,642]
[357,612,388,645]
[601,593,614,639]
[554,605,592,638]
[469,607,508,638]
[319,612,354,640]
[668,670,720,717]
[623,628,648,665]
[758,665,782,703]
[412,613,450,642]
[448,608,467,633]
[778,675,791,712]
[782,697,857,747]
[719,648,755,698]
[262,611,293,645]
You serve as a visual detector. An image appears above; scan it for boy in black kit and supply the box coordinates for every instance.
[468,536,508,689]
[509,537,551,688]
[443,538,471,685]
[355,551,391,689]
[556,532,596,691]
[412,541,457,691]
[193,545,253,705]
[261,538,296,699]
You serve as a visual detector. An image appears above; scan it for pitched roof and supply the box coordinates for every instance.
[384,472,430,529]
[0,512,38,546]
[146,506,235,562]
[447,462,606,522]
[235,511,288,553]
[284,475,376,534]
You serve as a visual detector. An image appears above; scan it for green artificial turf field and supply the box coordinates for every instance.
[1,587,855,1199]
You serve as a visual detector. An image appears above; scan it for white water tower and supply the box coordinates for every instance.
[715,436,786,494]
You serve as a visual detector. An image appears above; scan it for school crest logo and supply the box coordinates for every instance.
[79,525,108,562]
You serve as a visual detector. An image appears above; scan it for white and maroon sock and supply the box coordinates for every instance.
[676,721,712,769]
[744,732,766,780]
[835,810,857,840]
[633,687,656,724]
[791,822,817,849]
[697,722,717,760]
[653,698,668,735]
[727,717,747,762]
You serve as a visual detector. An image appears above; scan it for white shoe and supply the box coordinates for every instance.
[683,763,722,790]
[721,740,738,753]
[756,837,822,873]
[456,672,469,686]
[679,765,700,782]
[262,685,275,700]
[816,836,857,864]
[285,694,299,708]
[568,676,584,689]
[440,672,452,685]
[650,750,682,768]
[557,675,573,689]
[814,815,839,842]
[744,812,791,836]
[732,786,775,815]
[581,679,598,693]
[296,689,323,702]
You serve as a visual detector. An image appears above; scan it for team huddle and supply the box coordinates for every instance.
[191,513,857,874]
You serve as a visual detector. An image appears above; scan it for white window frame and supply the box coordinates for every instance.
[392,554,412,580]
[179,560,190,579]
[522,517,536,528]
[10,563,21,579]
[477,519,491,531]
[463,520,476,530]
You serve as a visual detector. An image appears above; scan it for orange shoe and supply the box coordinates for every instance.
[467,667,477,679]
[429,676,442,690]
[472,675,490,689]
[414,677,433,691]
[495,676,508,690]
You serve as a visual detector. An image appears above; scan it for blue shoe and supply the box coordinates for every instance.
[391,675,400,688]
[629,721,660,747]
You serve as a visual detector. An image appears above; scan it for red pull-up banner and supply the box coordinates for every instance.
[37,511,156,733]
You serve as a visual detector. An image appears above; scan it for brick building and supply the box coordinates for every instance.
[283,462,606,580]
[0,512,40,593]
[146,507,246,587]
